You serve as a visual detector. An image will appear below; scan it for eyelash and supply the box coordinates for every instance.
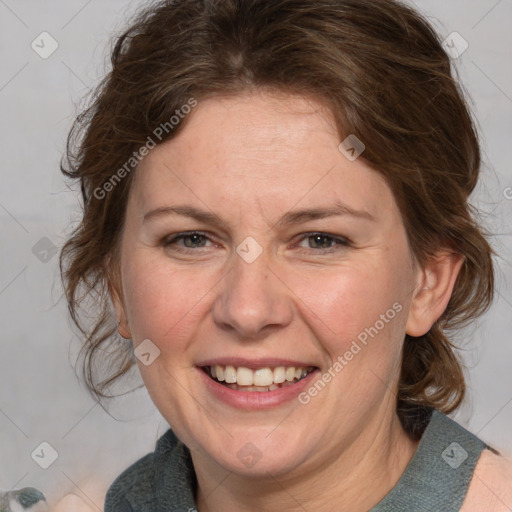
[162,231,351,254]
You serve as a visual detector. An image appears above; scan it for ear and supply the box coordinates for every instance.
[406,251,464,337]
[110,284,132,339]
[106,260,132,340]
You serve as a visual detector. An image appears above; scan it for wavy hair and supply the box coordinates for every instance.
[60,0,494,435]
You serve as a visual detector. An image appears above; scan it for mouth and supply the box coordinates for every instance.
[201,364,317,392]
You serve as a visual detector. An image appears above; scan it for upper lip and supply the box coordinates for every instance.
[197,358,318,369]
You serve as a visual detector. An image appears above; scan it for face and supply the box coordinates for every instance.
[113,91,423,478]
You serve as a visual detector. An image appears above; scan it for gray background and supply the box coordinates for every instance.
[0,0,511,509]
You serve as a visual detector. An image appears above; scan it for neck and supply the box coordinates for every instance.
[193,407,420,512]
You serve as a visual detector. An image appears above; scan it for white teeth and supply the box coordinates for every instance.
[236,367,253,386]
[207,365,313,387]
[224,365,237,383]
[273,367,286,384]
[215,365,225,381]
[253,368,273,387]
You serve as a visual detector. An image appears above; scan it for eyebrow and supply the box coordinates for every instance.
[142,201,375,228]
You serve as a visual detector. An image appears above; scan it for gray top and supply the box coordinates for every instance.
[104,409,489,511]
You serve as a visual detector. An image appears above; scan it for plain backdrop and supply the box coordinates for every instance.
[1,0,511,508]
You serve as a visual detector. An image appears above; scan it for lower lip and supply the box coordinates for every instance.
[198,367,320,409]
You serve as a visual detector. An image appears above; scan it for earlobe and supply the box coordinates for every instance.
[406,252,464,337]
[108,279,132,340]
[116,315,131,340]
[105,253,132,339]
[113,301,132,340]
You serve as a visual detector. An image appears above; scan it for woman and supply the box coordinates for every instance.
[59,0,512,510]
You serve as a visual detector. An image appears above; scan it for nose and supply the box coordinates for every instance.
[211,247,293,339]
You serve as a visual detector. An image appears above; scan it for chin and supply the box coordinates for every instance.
[188,420,317,478]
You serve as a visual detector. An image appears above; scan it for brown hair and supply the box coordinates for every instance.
[60,0,494,435]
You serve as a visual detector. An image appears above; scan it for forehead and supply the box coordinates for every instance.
[130,92,396,223]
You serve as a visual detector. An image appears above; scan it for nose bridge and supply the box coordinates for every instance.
[212,243,292,337]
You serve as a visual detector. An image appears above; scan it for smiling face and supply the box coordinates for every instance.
[111,91,442,481]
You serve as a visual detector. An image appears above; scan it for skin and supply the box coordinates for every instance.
[111,90,465,512]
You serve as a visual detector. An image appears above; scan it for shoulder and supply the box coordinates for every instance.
[104,428,182,512]
[104,451,156,511]
[461,448,512,511]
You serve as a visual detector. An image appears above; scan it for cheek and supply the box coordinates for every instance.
[283,262,408,410]
[121,253,215,344]
[288,259,407,347]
